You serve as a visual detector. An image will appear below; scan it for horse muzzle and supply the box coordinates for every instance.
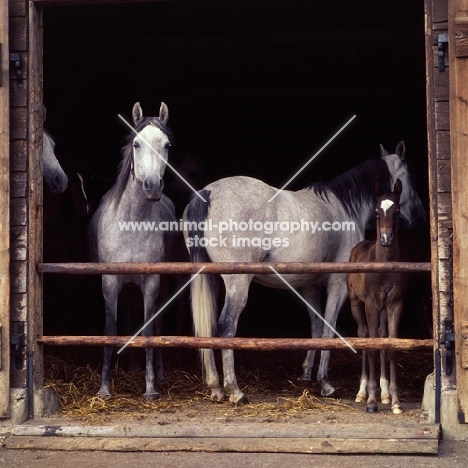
[143,177,164,201]
[380,231,394,246]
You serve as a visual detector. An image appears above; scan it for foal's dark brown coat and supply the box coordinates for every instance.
[346,179,408,414]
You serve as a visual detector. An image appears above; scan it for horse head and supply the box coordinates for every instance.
[375,178,402,247]
[130,102,172,201]
[379,141,426,229]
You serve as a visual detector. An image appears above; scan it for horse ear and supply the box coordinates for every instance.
[375,181,382,196]
[380,144,389,157]
[159,102,169,124]
[396,141,406,160]
[132,102,144,125]
[394,178,403,197]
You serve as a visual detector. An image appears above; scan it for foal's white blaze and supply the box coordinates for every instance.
[380,199,394,216]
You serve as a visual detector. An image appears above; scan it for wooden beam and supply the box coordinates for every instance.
[449,0,468,422]
[28,1,44,419]
[0,0,10,419]
[37,335,434,351]
[38,261,432,275]
[4,435,439,454]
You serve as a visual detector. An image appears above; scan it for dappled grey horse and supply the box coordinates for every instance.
[183,141,426,404]
[88,102,177,399]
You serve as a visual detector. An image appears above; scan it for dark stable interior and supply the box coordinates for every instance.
[41,0,431,343]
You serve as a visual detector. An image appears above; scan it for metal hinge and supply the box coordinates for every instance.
[9,53,23,90]
[437,33,449,72]
[444,318,455,375]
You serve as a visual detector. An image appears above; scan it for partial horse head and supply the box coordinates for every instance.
[130,102,172,201]
[43,130,68,194]
[375,178,402,247]
[379,141,426,229]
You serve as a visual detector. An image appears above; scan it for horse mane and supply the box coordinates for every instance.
[306,158,392,217]
[103,116,174,210]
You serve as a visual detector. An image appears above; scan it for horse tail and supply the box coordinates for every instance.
[185,190,218,341]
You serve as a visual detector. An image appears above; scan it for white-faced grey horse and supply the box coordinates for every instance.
[88,102,177,399]
[183,141,426,404]
[43,130,68,194]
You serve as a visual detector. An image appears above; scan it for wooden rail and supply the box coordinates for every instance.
[38,261,431,275]
[38,335,434,350]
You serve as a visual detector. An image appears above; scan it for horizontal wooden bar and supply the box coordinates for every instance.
[38,335,434,351]
[13,422,440,439]
[38,261,431,275]
[4,435,439,454]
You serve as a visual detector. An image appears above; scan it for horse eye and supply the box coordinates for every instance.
[133,141,140,149]
[375,209,380,218]
[164,142,171,150]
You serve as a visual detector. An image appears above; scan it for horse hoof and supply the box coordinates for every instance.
[96,391,111,399]
[210,390,225,402]
[355,394,366,403]
[366,405,378,413]
[323,391,339,399]
[143,392,160,401]
[233,395,250,405]
[381,396,391,405]
[392,405,403,415]
[297,375,312,381]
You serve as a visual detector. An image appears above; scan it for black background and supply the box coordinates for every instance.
[41,0,431,341]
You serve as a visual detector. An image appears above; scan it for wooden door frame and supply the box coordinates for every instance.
[449,0,468,423]
[0,0,11,419]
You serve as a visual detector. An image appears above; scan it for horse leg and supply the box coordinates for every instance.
[299,286,322,381]
[365,302,380,413]
[317,277,348,397]
[378,309,391,405]
[97,275,122,397]
[387,302,404,414]
[219,274,253,404]
[141,275,161,400]
[349,292,368,403]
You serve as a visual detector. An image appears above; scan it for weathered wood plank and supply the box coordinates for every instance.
[10,139,27,172]
[10,107,27,139]
[13,423,440,439]
[38,261,431,275]
[432,0,448,23]
[10,261,27,294]
[28,0,45,418]
[10,172,27,198]
[9,16,27,51]
[449,0,468,421]
[11,226,27,262]
[9,0,27,17]
[37,335,434,351]
[10,293,27,322]
[10,198,27,226]
[0,0,10,418]
[435,101,450,130]
[4,435,439,454]
[437,192,452,217]
[436,159,451,192]
[436,130,450,160]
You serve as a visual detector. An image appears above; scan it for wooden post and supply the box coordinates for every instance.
[28,1,44,419]
[449,0,468,422]
[0,0,10,418]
